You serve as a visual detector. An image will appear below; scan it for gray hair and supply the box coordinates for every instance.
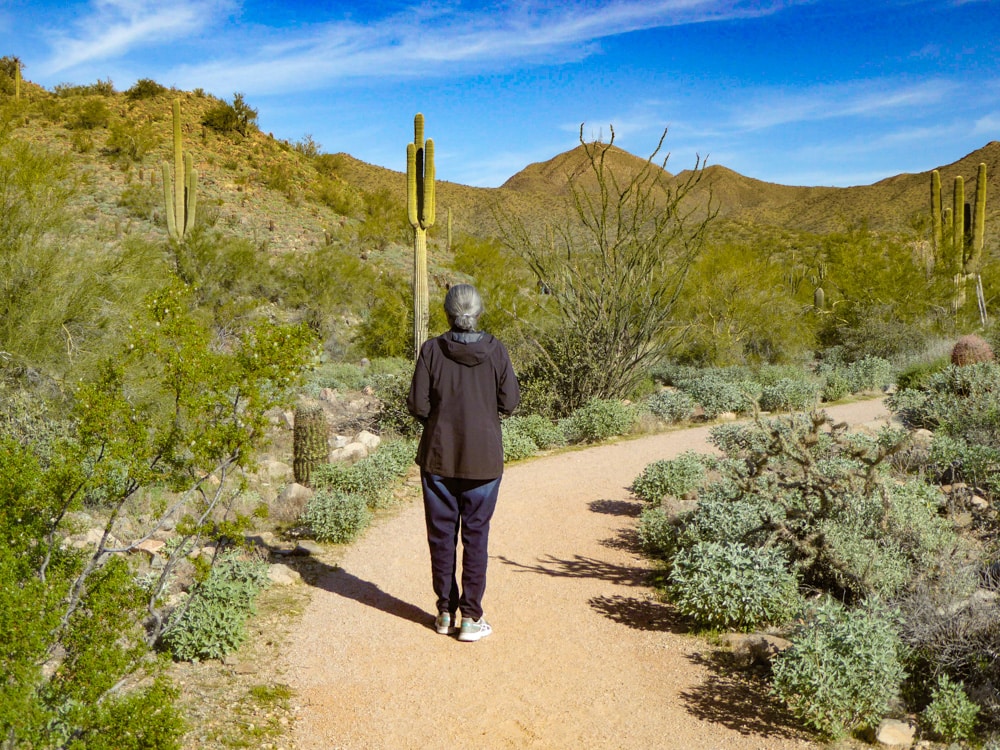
[444,284,484,332]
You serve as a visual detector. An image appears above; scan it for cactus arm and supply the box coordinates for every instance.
[184,151,198,235]
[952,176,965,275]
[423,138,436,228]
[162,162,178,241]
[970,162,986,271]
[931,169,942,256]
[406,142,418,227]
[172,99,184,237]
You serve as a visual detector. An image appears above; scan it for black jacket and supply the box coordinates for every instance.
[407,331,520,479]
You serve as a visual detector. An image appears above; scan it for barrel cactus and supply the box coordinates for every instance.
[293,403,329,486]
[951,334,994,366]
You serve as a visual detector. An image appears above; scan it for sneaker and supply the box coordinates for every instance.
[457,616,492,642]
[434,612,458,635]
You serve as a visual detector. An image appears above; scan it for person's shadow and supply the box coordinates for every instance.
[257,537,434,631]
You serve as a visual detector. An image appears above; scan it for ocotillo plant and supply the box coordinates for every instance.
[407,113,435,358]
[162,98,198,241]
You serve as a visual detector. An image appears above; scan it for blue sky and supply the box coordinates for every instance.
[3,0,999,188]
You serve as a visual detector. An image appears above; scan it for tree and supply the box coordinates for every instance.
[0,284,315,747]
[497,125,715,414]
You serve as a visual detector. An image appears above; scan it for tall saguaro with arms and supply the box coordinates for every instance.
[407,113,436,359]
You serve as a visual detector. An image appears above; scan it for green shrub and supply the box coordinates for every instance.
[68,97,110,129]
[896,356,949,391]
[631,451,706,502]
[668,541,801,631]
[502,422,538,462]
[311,439,415,509]
[161,552,270,662]
[117,183,159,219]
[202,93,257,136]
[758,378,819,412]
[506,413,565,449]
[771,599,905,739]
[372,373,422,438]
[672,369,758,418]
[124,78,168,100]
[645,389,696,422]
[921,674,980,742]
[820,369,852,402]
[637,505,678,559]
[105,119,156,161]
[675,493,772,549]
[563,398,636,443]
[844,356,893,393]
[301,489,372,543]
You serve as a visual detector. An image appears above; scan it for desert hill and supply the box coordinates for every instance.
[2,70,998,255]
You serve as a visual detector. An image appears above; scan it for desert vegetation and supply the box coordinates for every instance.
[2,58,1000,747]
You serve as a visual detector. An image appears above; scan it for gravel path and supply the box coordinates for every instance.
[279,399,892,749]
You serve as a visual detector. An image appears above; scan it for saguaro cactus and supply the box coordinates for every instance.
[970,162,987,273]
[407,113,435,358]
[162,99,197,241]
[931,164,989,318]
[293,403,328,487]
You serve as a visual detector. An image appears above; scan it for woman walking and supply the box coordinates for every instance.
[407,284,519,641]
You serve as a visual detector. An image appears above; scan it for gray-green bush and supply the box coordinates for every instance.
[563,398,636,443]
[161,553,270,662]
[301,489,372,544]
[921,674,980,742]
[771,599,906,739]
[645,389,696,422]
[669,541,802,631]
[631,451,706,502]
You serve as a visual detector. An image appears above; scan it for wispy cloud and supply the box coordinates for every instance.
[729,78,958,131]
[167,0,808,94]
[38,0,231,76]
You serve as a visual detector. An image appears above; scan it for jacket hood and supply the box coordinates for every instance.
[441,331,497,367]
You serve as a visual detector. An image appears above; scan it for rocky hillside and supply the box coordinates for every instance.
[6,73,999,256]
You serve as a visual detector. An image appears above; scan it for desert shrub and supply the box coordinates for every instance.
[645,389,696,422]
[896,356,949,391]
[67,97,110,129]
[117,182,159,220]
[502,422,537,462]
[758,378,820,412]
[311,439,415,509]
[669,541,802,631]
[631,451,706,502]
[771,599,906,739]
[301,489,372,543]
[820,368,851,402]
[563,398,637,443]
[675,493,772,549]
[637,505,678,559]
[671,368,758,418]
[507,414,565,450]
[371,372,422,438]
[844,356,893,393]
[202,92,257,136]
[124,78,168,100]
[951,334,994,366]
[161,552,270,662]
[105,119,156,161]
[313,174,360,215]
[921,674,980,742]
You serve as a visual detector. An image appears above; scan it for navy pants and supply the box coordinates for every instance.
[421,471,501,621]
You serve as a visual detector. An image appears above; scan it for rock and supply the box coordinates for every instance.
[281,410,295,429]
[331,434,350,449]
[319,387,338,402]
[875,718,915,747]
[716,633,792,669]
[331,442,368,463]
[268,563,302,586]
[292,540,324,557]
[354,430,381,451]
[258,459,294,484]
[970,494,989,510]
[271,482,314,523]
[133,538,166,557]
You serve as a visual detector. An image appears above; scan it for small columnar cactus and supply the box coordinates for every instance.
[163,98,198,241]
[951,334,994,367]
[293,404,329,486]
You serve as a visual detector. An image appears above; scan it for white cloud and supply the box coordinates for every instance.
[168,0,809,94]
[38,0,232,76]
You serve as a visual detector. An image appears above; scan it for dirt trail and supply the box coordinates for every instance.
[279,399,892,749]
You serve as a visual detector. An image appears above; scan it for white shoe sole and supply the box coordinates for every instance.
[457,624,492,642]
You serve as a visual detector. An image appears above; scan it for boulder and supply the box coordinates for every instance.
[272,482,314,523]
[268,563,302,586]
[875,718,915,747]
[354,430,381,451]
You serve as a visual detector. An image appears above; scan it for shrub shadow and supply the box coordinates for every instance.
[497,554,651,587]
[678,651,810,741]
[588,498,642,517]
[588,594,687,632]
[599,527,643,554]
